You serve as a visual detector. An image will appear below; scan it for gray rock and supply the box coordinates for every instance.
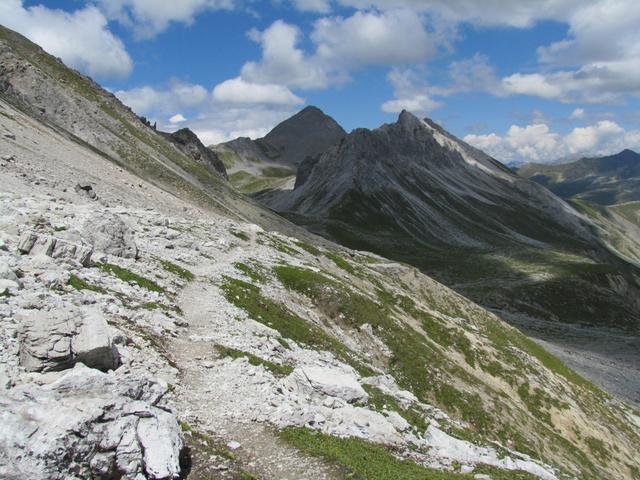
[18,231,93,266]
[17,306,120,372]
[285,366,368,404]
[0,364,184,480]
[17,231,38,254]
[75,182,97,200]
[1,154,14,161]
[82,212,138,259]
[2,132,15,140]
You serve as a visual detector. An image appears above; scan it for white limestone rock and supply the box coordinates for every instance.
[16,306,120,372]
[285,365,368,404]
[82,212,138,259]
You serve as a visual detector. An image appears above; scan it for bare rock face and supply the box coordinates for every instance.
[285,365,368,404]
[17,231,93,266]
[17,306,120,372]
[0,364,184,480]
[82,212,138,259]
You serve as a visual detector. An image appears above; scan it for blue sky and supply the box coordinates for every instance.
[3,0,640,163]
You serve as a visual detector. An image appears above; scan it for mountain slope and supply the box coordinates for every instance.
[519,149,640,205]
[260,111,640,334]
[0,24,283,226]
[212,106,345,194]
[2,24,640,480]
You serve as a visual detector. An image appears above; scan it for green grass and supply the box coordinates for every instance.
[97,263,165,294]
[230,229,251,241]
[281,427,538,479]
[160,259,195,282]
[216,345,293,377]
[234,262,267,283]
[296,241,322,256]
[220,275,373,376]
[261,166,295,177]
[324,251,357,274]
[68,274,107,294]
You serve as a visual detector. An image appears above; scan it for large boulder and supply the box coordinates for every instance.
[17,306,120,372]
[285,365,368,404]
[0,364,184,479]
[17,231,92,266]
[82,212,138,259]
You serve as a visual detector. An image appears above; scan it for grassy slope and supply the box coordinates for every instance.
[219,238,640,480]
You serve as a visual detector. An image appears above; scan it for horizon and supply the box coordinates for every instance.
[2,1,640,164]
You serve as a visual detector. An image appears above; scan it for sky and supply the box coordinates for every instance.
[2,0,640,164]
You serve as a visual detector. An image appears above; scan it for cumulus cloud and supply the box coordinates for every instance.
[212,77,304,105]
[311,9,438,68]
[241,20,330,89]
[115,81,209,115]
[93,0,235,39]
[464,120,640,163]
[498,0,640,103]
[381,68,442,114]
[0,0,132,79]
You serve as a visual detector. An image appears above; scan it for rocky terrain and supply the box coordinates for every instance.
[2,23,640,480]
[519,149,640,205]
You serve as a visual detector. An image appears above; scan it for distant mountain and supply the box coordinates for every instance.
[260,111,640,331]
[212,106,345,194]
[519,149,640,205]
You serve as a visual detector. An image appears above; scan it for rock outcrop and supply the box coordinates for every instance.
[82,212,138,259]
[0,364,183,480]
[17,306,120,372]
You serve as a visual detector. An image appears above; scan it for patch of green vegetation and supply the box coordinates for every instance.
[0,288,13,298]
[53,225,67,232]
[435,384,491,433]
[160,259,195,282]
[234,262,267,283]
[261,166,295,178]
[230,229,250,241]
[585,437,611,462]
[296,241,322,257]
[97,263,165,294]
[281,427,539,479]
[68,274,107,294]
[281,427,467,479]
[324,251,356,274]
[216,345,293,377]
[219,275,372,376]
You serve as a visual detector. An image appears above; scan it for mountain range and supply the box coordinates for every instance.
[519,149,640,205]
[2,23,640,480]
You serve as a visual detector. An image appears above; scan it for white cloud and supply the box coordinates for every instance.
[241,20,330,89]
[381,68,442,114]
[311,9,437,68]
[0,0,132,79]
[188,106,299,145]
[335,0,587,27]
[569,108,585,120]
[564,120,624,153]
[94,0,235,39]
[465,120,640,163]
[169,114,187,124]
[290,0,332,13]
[212,77,304,105]
[497,0,640,103]
[115,81,209,115]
